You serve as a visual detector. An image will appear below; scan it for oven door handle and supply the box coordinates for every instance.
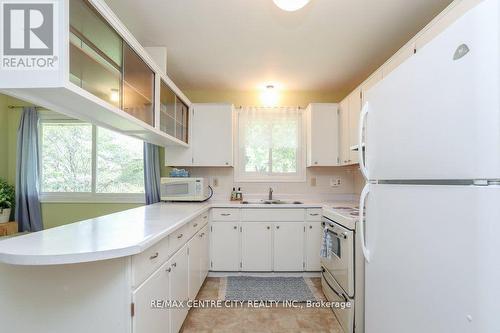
[322,271,348,303]
[326,229,347,239]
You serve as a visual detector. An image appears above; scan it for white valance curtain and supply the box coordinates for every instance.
[236,107,305,182]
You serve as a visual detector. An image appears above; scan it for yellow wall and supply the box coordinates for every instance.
[184,90,340,107]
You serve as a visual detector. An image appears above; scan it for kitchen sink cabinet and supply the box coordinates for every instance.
[241,223,273,271]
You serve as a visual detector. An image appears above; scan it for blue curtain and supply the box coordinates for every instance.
[15,107,43,232]
[143,143,161,205]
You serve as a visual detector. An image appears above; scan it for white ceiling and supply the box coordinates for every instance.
[104,0,453,96]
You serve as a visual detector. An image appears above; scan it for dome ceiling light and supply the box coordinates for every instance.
[273,0,311,12]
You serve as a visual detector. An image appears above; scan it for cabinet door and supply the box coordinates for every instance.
[187,236,201,300]
[306,104,339,167]
[339,98,350,166]
[132,262,170,333]
[241,222,272,271]
[305,222,323,271]
[169,246,189,333]
[273,223,304,271]
[192,104,233,167]
[199,225,210,283]
[165,143,193,167]
[210,222,240,271]
[361,70,383,105]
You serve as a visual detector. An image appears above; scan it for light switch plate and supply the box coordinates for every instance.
[310,177,317,187]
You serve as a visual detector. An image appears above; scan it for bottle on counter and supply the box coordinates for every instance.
[236,187,243,201]
[230,187,236,201]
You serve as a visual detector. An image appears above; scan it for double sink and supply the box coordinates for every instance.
[241,199,304,205]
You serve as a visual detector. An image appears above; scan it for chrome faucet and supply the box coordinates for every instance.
[268,187,273,200]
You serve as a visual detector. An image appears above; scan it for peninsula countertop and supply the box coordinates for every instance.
[0,200,349,266]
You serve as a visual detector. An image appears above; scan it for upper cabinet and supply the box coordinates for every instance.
[160,81,189,143]
[0,0,190,147]
[306,103,339,167]
[166,104,233,167]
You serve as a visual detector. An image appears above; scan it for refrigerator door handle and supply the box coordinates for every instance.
[358,102,370,180]
[359,183,371,263]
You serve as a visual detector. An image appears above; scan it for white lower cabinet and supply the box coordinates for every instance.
[169,245,189,333]
[241,222,273,271]
[273,223,304,271]
[132,261,170,333]
[210,222,240,271]
[188,225,209,300]
[305,222,323,271]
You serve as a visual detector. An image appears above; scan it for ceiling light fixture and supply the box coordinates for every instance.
[273,0,310,12]
[261,85,279,107]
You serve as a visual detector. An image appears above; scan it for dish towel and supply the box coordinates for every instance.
[320,227,332,259]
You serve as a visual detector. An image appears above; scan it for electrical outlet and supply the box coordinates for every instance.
[330,178,341,187]
[310,177,317,187]
[213,178,219,187]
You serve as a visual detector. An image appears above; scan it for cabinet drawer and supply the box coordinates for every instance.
[306,209,322,221]
[169,225,188,255]
[241,209,304,222]
[132,236,170,288]
[185,214,208,240]
[212,208,240,221]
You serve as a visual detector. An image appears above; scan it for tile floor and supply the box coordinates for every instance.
[180,277,343,333]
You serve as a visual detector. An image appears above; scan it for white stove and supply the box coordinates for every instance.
[321,203,364,333]
[322,204,359,230]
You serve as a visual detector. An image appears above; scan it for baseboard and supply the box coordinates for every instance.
[208,271,321,278]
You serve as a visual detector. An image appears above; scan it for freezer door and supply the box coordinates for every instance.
[363,184,500,333]
[363,0,500,181]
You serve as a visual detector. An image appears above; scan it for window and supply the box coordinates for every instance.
[235,107,305,182]
[40,112,144,202]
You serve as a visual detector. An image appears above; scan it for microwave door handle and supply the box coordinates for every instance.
[359,183,371,263]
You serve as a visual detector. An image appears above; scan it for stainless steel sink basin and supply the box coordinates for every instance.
[241,200,303,205]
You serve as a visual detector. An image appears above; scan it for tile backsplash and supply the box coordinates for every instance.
[186,165,364,201]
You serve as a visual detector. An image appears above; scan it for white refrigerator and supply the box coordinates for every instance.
[358,0,500,332]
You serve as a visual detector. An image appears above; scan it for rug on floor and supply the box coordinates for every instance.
[218,276,320,302]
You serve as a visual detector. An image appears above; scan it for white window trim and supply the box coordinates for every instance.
[233,107,307,183]
[38,112,145,204]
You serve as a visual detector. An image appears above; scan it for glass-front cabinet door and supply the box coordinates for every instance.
[69,0,122,108]
[160,80,189,143]
[122,43,155,126]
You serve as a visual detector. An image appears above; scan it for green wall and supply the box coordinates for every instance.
[0,94,144,229]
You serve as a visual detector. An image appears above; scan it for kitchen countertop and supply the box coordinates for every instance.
[0,200,355,266]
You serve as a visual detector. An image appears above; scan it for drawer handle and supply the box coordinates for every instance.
[309,225,313,229]
[177,234,183,239]
[267,226,270,230]
[233,226,238,230]
[221,213,231,216]
[276,226,280,229]
[193,223,198,227]
[172,262,177,267]
[203,216,208,219]
[310,213,319,216]
[149,252,159,260]
[166,267,171,273]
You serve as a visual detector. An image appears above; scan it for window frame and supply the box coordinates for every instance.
[38,111,145,203]
[234,107,307,183]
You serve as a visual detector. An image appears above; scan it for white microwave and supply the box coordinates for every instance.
[160,177,210,202]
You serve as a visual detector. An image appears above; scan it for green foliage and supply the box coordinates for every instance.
[0,178,15,212]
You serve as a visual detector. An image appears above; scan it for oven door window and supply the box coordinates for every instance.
[330,234,341,258]
[164,183,189,196]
